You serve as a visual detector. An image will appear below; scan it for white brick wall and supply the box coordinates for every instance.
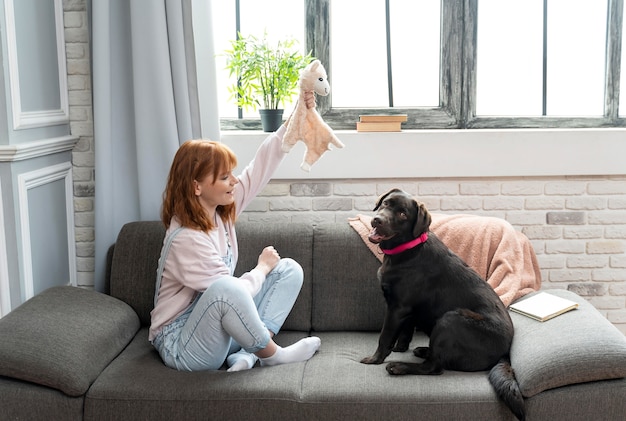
[241,177,626,334]
[64,0,95,288]
[62,0,626,334]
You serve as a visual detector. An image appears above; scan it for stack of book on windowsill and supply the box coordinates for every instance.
[356,114,408,132]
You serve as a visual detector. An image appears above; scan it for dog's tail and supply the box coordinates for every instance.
[488,358,525,421]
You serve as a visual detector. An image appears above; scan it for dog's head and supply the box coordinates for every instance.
[369,189,431,246]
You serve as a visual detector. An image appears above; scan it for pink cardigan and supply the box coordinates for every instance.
[149,126,287,341]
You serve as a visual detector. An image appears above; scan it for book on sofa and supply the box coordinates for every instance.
[509,291,579,322]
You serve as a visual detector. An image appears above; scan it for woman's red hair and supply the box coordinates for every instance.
[161,140,238,232]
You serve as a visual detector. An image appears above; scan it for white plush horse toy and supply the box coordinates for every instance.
[283,60,344,172]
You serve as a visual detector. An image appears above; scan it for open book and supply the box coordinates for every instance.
[509,292,579,322]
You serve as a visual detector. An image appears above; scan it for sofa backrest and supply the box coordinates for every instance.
[107,220,385,332]
[311,223,385,331]
[233,221,314,331]
[107,220,317,330]
[236,221,386,332]
[108,221,165,326]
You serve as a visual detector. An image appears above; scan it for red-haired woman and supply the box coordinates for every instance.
[150,97,320,372]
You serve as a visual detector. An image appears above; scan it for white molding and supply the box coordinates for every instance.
[0,135,79,162]
[17,162,76,301]
[221,128,626,179]
[4,0,70,130]
[0,181,11,317]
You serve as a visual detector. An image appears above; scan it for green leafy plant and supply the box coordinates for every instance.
[224,33,313,111]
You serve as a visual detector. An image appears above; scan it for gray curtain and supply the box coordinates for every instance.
[91,0,219,292]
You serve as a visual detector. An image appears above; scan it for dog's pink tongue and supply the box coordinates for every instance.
[368,228,385,244]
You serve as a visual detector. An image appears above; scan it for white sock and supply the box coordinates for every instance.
[260,336,321,367]
[226,349,258,372]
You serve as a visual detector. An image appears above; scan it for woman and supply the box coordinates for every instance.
[150,98,320,372]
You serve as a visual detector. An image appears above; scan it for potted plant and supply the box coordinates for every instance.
[224,33,313,132]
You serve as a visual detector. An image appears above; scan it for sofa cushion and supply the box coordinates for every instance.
[524,377,626,421]
[300,331,514,419]
[85,329,311,420]
[234,221,314,331]
[0,286,140,396]
[0,376,84,421]
[510,289,626,398]
[312,223,385,331]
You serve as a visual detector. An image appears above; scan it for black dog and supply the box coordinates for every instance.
[360,189,525,421]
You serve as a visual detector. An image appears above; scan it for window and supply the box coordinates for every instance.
[477,0,610,118]
[211,0,305,122]
[329,0,440,108]
[476,1,544,116]
[212,0,625,130]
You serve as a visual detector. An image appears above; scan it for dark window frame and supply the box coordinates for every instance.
[220,0,625,131]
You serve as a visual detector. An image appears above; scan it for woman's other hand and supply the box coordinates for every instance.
[304,90,316,109]
[255,246,280,275]
[283,91,316,128]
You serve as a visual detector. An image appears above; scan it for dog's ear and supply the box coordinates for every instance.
[373,188,402,211]
[412,201,432,237]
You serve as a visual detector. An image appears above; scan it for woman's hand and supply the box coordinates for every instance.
[255,246,280,275]
[303,90,316,109]
[283,91,316,128]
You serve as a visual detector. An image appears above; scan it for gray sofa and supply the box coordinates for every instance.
[1,220,626,421]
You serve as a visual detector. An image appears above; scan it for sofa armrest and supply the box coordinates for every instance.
[510,289,626,398]
[0,286,140,397]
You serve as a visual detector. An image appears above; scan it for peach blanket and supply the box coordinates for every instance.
[348,214,541,307]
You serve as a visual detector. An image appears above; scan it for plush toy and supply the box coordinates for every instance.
[283,60,344,172]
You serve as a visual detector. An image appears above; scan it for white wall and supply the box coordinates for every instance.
[222,129,626,335]
[221,128,626,179]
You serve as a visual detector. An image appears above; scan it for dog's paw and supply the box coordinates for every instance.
[360,355,384,365]
[386,362,410,375]
[413,346,430,359]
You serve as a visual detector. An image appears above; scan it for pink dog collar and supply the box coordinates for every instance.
[381,232,429,255]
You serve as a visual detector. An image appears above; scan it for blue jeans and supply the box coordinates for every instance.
[152,258,303,371]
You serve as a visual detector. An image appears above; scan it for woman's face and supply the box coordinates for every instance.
[194,169,238,214]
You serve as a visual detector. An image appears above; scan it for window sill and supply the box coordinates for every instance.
[220,128,626,179]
